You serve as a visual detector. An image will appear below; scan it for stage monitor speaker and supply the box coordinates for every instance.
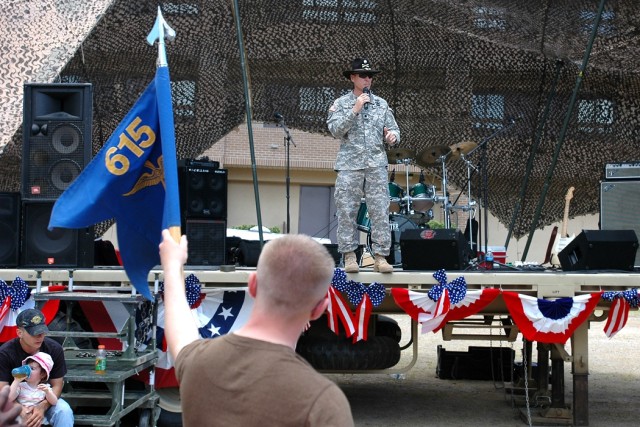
[179,160,227,220]
[558,229,638,271]
[21,202,94,268]
[22,83,92,201]
[601,180,640,267]
[400,229,469,271]
[323,244,341,267]
[238,240,265,267]
[184,219,226,266]
[0,193,21,267]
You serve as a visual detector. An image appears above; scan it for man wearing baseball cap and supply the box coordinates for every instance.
[0,309,73,426]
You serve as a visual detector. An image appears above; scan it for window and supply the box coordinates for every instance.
[473,6,506,31]
[172,80,196,118]
[471,94,504,130]
[580,10,615,36]
[577,98,614,134]
[302,0,377,24]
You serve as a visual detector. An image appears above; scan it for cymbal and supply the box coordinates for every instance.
[449,141,478,160]
[416,145,451,167]
[386,147,415,163]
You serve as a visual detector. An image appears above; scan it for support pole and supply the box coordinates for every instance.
[231,0,264,246]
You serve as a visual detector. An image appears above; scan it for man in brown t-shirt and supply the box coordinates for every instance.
[159,231,354,426]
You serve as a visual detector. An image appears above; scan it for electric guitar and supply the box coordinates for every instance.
[550,186,575,267]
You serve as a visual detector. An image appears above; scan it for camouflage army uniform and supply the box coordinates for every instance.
[327,91,400,256]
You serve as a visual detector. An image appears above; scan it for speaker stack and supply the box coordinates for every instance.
[178,159,228,266]
[600,162,640,269]
[20,83,94,268]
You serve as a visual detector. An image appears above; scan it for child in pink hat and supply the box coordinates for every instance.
[9,352,58,413]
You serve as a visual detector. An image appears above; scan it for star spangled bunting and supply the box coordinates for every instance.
[0,280,60,342]
[601,289,639,338]
[0,277,31,310]
[159,273,205,309]
[392,270,498,334]
[391,287,500,333]
[502,291,603,344]
[151,288,253,388]
[326,268,386,342]
[198,290,247,338]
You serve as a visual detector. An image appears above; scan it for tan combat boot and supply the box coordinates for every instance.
[373,255,393,273]
[343,252,359,273]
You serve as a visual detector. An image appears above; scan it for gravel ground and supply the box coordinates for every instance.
[330,311,640,427]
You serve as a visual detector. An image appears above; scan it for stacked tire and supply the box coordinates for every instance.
[296,315,401,370]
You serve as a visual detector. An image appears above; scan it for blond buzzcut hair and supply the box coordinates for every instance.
[255,234,335,313]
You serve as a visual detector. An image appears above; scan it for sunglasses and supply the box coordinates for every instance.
[357,73,374,79]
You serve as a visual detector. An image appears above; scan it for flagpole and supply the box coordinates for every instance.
[147,6,180,244]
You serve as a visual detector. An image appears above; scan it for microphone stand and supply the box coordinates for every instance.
[276,116,296,233]
[464,118,519,264]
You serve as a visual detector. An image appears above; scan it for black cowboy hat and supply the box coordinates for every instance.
[343,58,381,79]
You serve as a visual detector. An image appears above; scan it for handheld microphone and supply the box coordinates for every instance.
[363,87,371,110]
[390,168,395,182]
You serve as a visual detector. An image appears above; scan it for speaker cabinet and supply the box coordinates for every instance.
[0,193,21,267]
[21,202,94,268]
[184,219,226,266]
[400,229,470,270]
[601,180,640,267]
[179,160,227,220]
[22,83,92,201]
[558,229,638,271]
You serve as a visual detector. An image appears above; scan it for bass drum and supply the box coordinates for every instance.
[387,215,418,266]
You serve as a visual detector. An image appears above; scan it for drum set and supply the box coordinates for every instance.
[356,141,480,265]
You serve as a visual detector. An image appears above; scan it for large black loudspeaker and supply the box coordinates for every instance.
[178,160,227,220]
[601,180,640,267]
[184,219,226,266]
[0,193,21,267]
[21,202,94,268]
[22,83,92,201]
[400,229,470,270]
[558,229,638,271]
[179,160,228,266]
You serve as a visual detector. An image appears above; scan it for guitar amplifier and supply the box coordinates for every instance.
[605,162,640,180]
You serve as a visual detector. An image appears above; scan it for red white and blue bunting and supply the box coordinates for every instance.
[601,288,639,338]
[391,269,500,334]
[0,277,60,341]
[327,269,385,342]
[502,291,602,344]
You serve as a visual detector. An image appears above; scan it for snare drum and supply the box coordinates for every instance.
[388,182,405,213]
[356,201,371,232]
[409,183,436,212]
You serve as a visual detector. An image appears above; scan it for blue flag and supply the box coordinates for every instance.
[49,65,180,300]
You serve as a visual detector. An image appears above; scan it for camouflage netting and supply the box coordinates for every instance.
[1,0,639,238]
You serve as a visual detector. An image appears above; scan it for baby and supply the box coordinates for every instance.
[9,352,57,414]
